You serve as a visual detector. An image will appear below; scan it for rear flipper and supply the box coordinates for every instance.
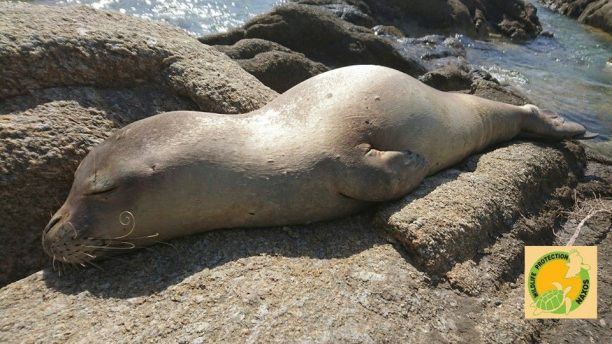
[520,105,598,140]
[336,144,429,202]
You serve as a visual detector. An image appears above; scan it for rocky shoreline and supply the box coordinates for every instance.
[0,0,610,342]
[200,1,541,99]
[539,0,612,33]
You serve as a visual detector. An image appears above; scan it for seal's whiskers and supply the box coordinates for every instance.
[81,252,96,259]
[66,221,78,239]
[85,260,104,271]
[88,232,159,241]
[83,243,135,250]
[155,241,178,252]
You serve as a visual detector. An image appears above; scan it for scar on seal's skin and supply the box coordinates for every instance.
[42,65,592,265]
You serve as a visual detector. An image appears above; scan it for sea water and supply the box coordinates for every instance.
[31,0,286,34]
[462,1,611,139]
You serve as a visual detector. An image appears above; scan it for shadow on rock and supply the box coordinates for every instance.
[41,213,400,298]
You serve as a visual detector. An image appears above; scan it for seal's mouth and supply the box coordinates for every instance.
[43,223,135,267]
[42,215,103,266]
[42,210,157,267]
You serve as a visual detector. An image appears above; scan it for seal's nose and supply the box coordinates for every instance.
[43,214,62,236]
[42,212,66,256]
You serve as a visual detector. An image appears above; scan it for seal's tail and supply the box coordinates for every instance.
[520,105,598,140]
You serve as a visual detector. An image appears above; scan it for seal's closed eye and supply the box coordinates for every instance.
[85,178,117,195]
[85,185,118,195]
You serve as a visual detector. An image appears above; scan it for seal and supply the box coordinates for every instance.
[42,65,590,265]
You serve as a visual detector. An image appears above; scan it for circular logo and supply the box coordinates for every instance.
[527,250,591,315]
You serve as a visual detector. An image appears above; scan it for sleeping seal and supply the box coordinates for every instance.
[42,65,589,264]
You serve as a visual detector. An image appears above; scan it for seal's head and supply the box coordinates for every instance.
[42,138,160,265]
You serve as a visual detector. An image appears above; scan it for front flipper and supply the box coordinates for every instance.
[337,144,429,202]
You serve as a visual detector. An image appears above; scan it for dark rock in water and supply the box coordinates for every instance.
[293,0,373,16]
[200,1,550,93]
[470,79,531,106]
[372,25,405,38]
[418,64,473,91]
[468,68,498,83]
[359,0,471,34]
[397,35,467,70]
[498,18,531,41]
[294,0,375,27]
[320,3,374,27]
[0,2,277,287]
[539,0,612,33]
[318,2,375,27]
[417,63,524,101]
[204,1,529,94]
[539,0,597,18]
[358,0,542,40]
[200,3,426,77]
[216,39,329,92]
[387,32,529,101]
[540,30,555,37]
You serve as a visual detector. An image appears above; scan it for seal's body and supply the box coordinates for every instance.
[43,65,587,264]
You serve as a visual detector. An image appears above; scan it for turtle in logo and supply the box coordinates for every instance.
[531,282,572,315]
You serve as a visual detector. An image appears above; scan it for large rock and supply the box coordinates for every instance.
[356,0,542,40]
[298,0,376,27]
[295,0,543,39]
[540,0,599,17]
[1,3,609,342]
[398,34,468,71]
[0,4,275,112]
[2,140,609,343]
[376,141,585,274]
[0,2,277,287]
[203,1,544,94]
[540,0,612,33]
[200,3,427,77]
[579,0,612,32]
[214,39,329,93]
